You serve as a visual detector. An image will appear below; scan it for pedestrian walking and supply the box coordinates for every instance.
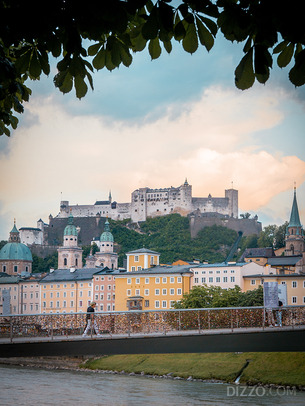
[82,302,102,337]
[276,300,283,327]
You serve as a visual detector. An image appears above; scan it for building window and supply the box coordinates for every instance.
[131,266,136,271]
[100,294,104,300]
[137,266,142,271]
[127,289,131,296]
[56,301,60,308]
[230,277,235,283]
[79,300,83,307]
[177,277,182,283]
[127,278,132,284]
[194,278,199,283]
[135,289,140,296]
[14,265,18,273]
[209,277,213,283]
[292,281,297,288]
[108,285,111,290]
[144,300,149,307]
[202,277,206,283]
[155,277,160,284]
[170,277,175,283]
[155,289,160,295]
[70,301,74,307]
[2,265,6,272]
[162,301,167,308]
[136,278,140,284]
[144,289,149,296]
[50,301,53,308]
[64,258,67,266]
[155,300,160,308]
[162,277,167,283]
[177,288,182,295]
[251,280,256,285]
[95,285,99,291]
[292,296,297,304]
[170,288,175,295]
[43,302,46,308]
[162,289,167,295]
[145,278,149,284]
[216,277,220,283]
[223,277,228,283]
[134,255,139,262]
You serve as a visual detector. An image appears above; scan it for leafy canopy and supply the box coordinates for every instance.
[1,0,304,136]
[173,284,263,309]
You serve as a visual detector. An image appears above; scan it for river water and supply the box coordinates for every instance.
[0,365,304,406]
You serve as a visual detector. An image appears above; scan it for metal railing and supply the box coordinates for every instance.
[1,306,304,342]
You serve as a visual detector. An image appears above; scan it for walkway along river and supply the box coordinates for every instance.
[0,365,305,406]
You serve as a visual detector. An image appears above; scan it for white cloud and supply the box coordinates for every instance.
[0,85,304,238]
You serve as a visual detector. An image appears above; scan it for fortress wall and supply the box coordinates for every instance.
[190,216,262,238]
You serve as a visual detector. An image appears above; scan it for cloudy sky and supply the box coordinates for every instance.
[0,34,305,240]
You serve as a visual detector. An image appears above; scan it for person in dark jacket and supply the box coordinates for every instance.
[82,302,102,337]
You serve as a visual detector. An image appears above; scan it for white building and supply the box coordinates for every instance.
[190,262,264,291]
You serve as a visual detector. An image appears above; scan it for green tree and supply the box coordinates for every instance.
[1,0,305,136]
[257,222,288,249]
[173,284,263,309]
[32,252,58,273]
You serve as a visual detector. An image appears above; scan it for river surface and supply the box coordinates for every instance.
[0,365,304,406]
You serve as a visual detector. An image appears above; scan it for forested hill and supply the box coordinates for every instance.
[109,214,238,266]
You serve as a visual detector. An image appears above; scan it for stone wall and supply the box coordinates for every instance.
[190,213,262,238]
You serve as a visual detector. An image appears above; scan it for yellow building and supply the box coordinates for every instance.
[39,268,98,313]
[114,265,193,311]
[243,273,305,306]
[126,248,160,272]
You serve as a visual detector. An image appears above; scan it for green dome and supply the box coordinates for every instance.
[0,242,32,261]
[64,224,78,236]
[64,212,78,236]
[100,219,114,242]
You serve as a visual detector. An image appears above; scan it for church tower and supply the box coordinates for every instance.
[93,218,118,269]
[285,187,304,256]
[57,212,83,269]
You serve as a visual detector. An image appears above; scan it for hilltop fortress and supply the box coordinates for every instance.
[19,180,262,249]
[57,179,238,223]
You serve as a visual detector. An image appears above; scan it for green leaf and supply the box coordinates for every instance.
[29,50,41,78]
[93,48,106,70]
[14,50,31,74]
[277,43,294,68]
[9,115,18,130]
[61,71,73,94]
[148,38,162,60]
[182,23,198,54]
[142,7,159,40]
[74,75,88,99]
[289,49,305,87]
[120,46,133,67]
[174,20,186,41]
[163,40,172,54]
[196,17,214,52]
[105,50,116,71]
[37,50,50,75]
[131,32,147,52]
[273,40,288,54]
[88,43,102,56]
[235,48,255,90]
[197,15,217,37]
